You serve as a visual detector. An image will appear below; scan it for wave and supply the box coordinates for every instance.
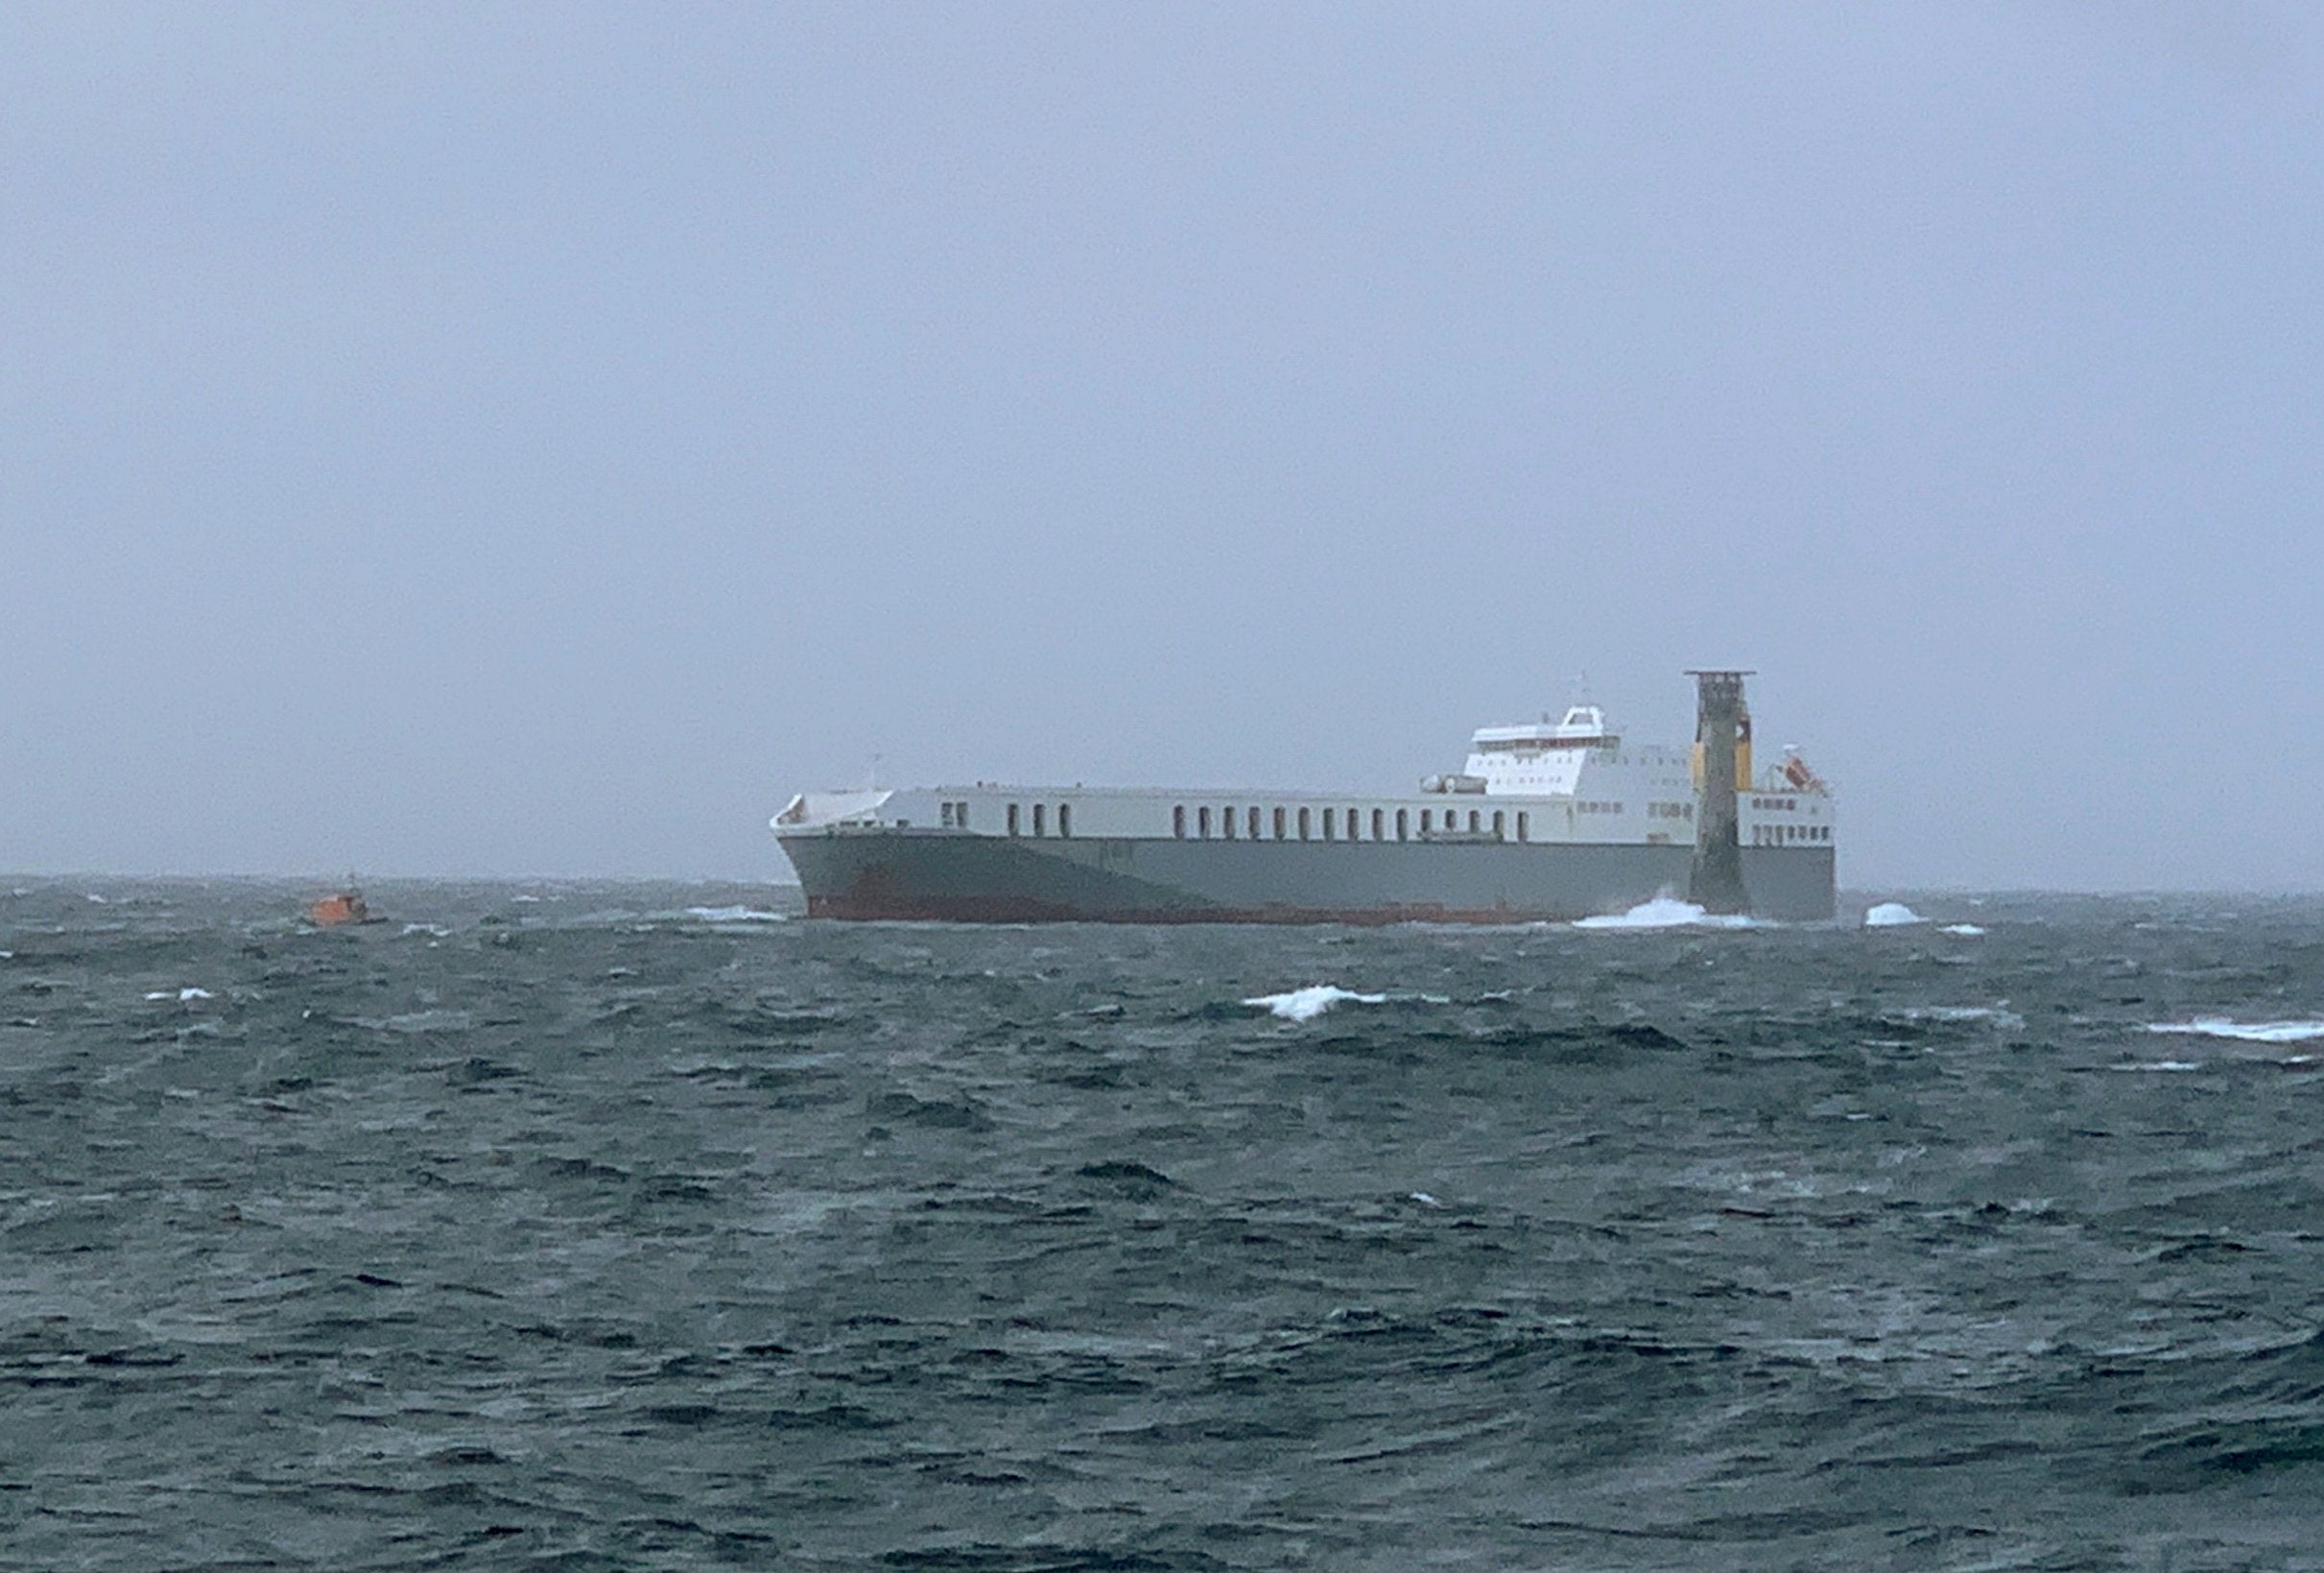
[682,906,789,924]
[1894,1005,2024,1030]
[1574,896,1756,931]
[1864,902,1924,927]
[2146,1018,2324,1044]
[1243,985,1388,1022]
[1940,923,1987,937]
[353,1009,475,1035]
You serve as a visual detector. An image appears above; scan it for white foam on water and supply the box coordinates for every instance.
[1899,1005,2025,1029]
[2146,1018,2324,1044]
[1409,1192,1441,1207]
[1865,902,1925,927]
[147,987,213,1002]
[1574,896,1756,931]
[1243,985,1388,1022]
[1940,923,1987,937]
[2110,1061,2203,1072]
[684,906,788,924]
[355,1010,475,1034]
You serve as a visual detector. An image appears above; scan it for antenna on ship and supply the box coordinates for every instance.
[1549,672,1593,724]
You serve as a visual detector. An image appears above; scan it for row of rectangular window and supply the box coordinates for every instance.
[969,798,1804,845]
[1170,805,1539,843]
[1003,802,1072,838]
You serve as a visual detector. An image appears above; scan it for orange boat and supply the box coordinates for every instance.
[307,890,371,926]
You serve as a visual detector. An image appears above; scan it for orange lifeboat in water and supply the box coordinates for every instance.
[307,890,371,926]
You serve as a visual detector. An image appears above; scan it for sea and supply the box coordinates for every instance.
[5,879,2324,1571]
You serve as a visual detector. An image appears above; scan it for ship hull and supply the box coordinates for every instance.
[779,829,1835,924]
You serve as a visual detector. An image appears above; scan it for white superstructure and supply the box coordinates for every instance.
[773,703,1834,852]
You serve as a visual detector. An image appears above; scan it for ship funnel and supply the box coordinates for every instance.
[1686,670,1752,915]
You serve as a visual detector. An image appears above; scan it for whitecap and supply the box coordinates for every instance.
[1575,895,1756,931]
[1940,923,1987,937]
[684,906,788,924]
[2110,1061,2202,1072]
[1865,902,1925,927]
[355,1010,474,1034]
[1899,1005,2024,1029]
[146,987,213,1003]
[2146,1018,2324,1044]
[1243,985,1387,1022]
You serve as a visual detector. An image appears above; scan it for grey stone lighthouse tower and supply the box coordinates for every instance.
[1687,669,1752,916]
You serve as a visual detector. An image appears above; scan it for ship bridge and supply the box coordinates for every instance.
[1469,704,1618,755]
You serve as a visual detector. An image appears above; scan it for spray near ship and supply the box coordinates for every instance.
[772,671,1833,923]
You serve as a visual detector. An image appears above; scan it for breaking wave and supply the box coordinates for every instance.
[2146,1018,2324,1044]
[1243,985,1388,1022]
[1941,923,1987,936]
[1895,1005,2025,1030]
[1574,895,1756,931]
[1864,902,1925,927]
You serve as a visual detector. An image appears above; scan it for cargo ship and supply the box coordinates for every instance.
[772,672,1833,923]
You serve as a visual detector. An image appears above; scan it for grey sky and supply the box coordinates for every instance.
[5,3,2320,889]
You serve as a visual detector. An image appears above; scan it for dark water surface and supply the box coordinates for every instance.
[6,880,2324,1570]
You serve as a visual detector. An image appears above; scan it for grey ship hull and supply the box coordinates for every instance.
[779,828,1836,924]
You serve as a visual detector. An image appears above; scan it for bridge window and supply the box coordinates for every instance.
[1321,808,1335,841]
[1008,803,1020,836]
[940,801,955,828]
[1517,812,1529,842]
[1492,810,1505,839]
[1032,803,1046,837]
[1468,810,1482,833]
[1420,809,1433,834]
[1198,806,1211,838]
[1057,803,1072,838]
[1249,806,1262,839]
[1174,805,1186,839]
[1298,807,1311,840]
[1373,808,1386,841]
[1222,805,1235,839]
[1273,806,1287,840]
[1396,808,1409,841]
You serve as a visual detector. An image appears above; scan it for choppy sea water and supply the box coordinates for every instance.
[6,880,2324,1571]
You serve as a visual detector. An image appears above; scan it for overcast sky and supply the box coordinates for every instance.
[5,3,2320,890]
